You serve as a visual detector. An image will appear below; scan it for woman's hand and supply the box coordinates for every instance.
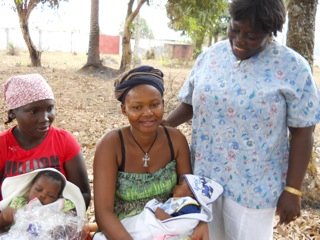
[276,190,301,225]
[191,221,209,240]
[277,126,314,225]
[0,207,15,227]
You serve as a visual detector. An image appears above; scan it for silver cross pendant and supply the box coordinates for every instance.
[143,153,150,167]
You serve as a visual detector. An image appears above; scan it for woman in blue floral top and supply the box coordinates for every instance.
[165,0,320,239]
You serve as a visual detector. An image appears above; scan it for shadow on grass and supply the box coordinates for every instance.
[79,64,121,81]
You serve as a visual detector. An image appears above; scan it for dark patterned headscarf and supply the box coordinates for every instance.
[114,65,164,103]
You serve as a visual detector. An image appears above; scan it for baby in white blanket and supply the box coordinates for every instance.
[94,174,223,240]
[0,168,86,240]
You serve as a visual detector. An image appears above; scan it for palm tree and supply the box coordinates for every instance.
[82,0,102,69]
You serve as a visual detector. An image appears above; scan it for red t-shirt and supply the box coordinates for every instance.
[0,126,80,199]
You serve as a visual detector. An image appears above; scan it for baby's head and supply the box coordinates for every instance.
[28,170,66,205]
[173,178,194,198]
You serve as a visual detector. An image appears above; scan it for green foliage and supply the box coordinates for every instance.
[14,0,67,9]
[166,0,229,56]
[133,16,154,39]
[284,0,290,7]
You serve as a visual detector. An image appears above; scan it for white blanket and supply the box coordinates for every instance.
[0,168,87,240]
[94,174,223,240]
[0,198,85,240]
[0,167,86,218]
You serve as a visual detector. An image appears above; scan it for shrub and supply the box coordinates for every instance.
[7,43,19,56]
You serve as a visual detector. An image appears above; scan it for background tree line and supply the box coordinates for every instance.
[6,0,319,71]
[3,0,320,204]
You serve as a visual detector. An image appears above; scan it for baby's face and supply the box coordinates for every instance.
[173,180,193,197]
[28,176,61,205]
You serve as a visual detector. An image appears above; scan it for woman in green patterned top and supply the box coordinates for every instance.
[93,66,205,239]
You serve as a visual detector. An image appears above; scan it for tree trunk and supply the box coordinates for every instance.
[81,0,119,77]
[213,34,219,43]
[287,0,318,69]
[193,32,205,59]
[120,0,147,72]
[207,34,212,47]
[120,19,133,72]
[287,0,319,206]
[84,0,101,68]
[21,21,41,66]
[15,1,41,67]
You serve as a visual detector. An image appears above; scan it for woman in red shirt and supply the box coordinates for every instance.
[0,73,91,208]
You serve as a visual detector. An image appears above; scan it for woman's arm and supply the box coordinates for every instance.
[276,126,314,224]
[93,131,133,240]
[165,103,193,127]
[172,128,206,240]
[65,153,91,208]
[0,207,15,230]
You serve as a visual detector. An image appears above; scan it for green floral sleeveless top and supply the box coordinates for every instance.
[9,196,75,213]
[115,160,177,220]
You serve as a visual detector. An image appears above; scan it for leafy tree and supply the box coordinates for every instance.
[207,14,230,46]
[132,16,154,39]
[11,0,66,67]
[166,0,228,58]
[120,0,150,72]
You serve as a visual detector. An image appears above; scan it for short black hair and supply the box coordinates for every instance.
[229,0,286,36]
[31,170,66,197]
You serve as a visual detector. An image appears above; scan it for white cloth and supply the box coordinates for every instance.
[0,198,85,240]
[183,174,223,221]
[208,196,275,240]
[0,167,86,219]
[93,201,199,240]
[94,175,223,240]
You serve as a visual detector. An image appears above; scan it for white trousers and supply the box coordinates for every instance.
[208,196,275,240]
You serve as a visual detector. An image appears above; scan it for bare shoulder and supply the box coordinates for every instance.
[163,126,191,171]
[94,128,126,167]
[96,128,122,148]
[163,126,187,141]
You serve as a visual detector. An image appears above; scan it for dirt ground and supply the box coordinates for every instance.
[0,50,319,239]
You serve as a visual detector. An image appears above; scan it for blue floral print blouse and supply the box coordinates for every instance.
[179,40,320,209]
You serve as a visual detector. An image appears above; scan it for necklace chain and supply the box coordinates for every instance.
[130,129,158,167]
